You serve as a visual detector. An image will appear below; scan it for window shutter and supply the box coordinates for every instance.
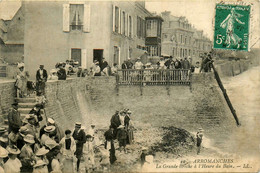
[63,4,70,32]
[81,49,87,69]
[112,5,115,32]
[118,8,121,34]
[83,4,91,32]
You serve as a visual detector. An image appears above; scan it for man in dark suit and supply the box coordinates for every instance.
[8,102,22,134]
[110,111,121,139]
[36,65,48,95]
[72,122,86,171]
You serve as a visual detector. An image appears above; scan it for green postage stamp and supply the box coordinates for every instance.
[214,4,250,51]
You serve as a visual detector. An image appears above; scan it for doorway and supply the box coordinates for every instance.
[93,49,104,64]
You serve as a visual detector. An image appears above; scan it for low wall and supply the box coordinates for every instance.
[0,80,16,123]
[215,59,253,77]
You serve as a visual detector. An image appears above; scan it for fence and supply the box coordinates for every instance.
[116,69,191,85]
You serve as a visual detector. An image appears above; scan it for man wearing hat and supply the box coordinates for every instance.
[36,65,48,95]
[19,134,36,172]
[72,122,86,172]
[196,128,204,154]
[8,102,22,134]
[110,111,121,139]
[126,58,133,69]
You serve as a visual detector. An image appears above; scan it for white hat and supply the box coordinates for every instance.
[47,118,55,125]
[141,146,148,151]
[33,160,47,168]
[145,62,152,66]
[36,147,49,156]
[118,125,125,129]
[6,146,20,155]
[24,134,35,144]
[0,147,8,158]
[45,139,58,150]
[44,126,56,133]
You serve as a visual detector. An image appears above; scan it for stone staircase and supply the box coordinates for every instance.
[0,94,40,130]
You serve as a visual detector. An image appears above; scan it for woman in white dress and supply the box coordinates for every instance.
[0,146,8,173]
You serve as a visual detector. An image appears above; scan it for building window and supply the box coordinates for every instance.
[122,11,125,35]
[129,15,132,37]
[180,35,183,43]
[137,16,145,39]
[146,20,157,37]
[70,4,84,30]
[114,6,119,33]
[114,46,120,64]
[184,37,187,44]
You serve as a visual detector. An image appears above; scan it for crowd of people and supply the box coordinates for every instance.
[0,104,137,173]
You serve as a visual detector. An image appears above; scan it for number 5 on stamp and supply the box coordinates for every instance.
[214,4,250,51]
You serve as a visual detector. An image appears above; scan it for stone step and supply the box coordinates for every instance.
[15,98,36,103]
[18,103,36,108]
[18,108,44,114]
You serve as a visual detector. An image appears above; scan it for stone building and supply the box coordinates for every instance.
[0,5,24,65]
[161,11,212,63]
[22,1,152,76]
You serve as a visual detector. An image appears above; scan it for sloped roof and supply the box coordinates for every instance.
[0,1,21,20]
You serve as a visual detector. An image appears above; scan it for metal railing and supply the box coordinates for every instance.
[116,69,191,85]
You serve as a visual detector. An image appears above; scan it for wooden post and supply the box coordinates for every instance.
[212,64,241,126]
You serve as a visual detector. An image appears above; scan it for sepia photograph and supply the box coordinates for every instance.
[0,0,259,172]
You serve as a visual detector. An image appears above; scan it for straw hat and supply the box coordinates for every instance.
[0,147,8,158]
[33,160,47,168]
[19,126,29,137]
[0,127,7,134]
[47,118,55,125]
[141,146,148,151]
[127,110,132,114]
[36,147,49,156]
[198,128,204,132]
[6,145,20,155]
[25,114,35,120]
[44,126,56,133]
[24,134,35,144]
[118,125,125,129]
[0,136,8,143]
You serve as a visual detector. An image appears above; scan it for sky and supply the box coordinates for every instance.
[145,0,260,48]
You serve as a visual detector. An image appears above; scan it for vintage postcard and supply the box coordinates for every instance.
[0,0,259,172]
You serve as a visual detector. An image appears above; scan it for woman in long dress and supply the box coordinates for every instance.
[15,63,29,98]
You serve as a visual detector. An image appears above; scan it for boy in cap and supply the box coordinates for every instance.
[72,122,86,172]
[196,128,204,154]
